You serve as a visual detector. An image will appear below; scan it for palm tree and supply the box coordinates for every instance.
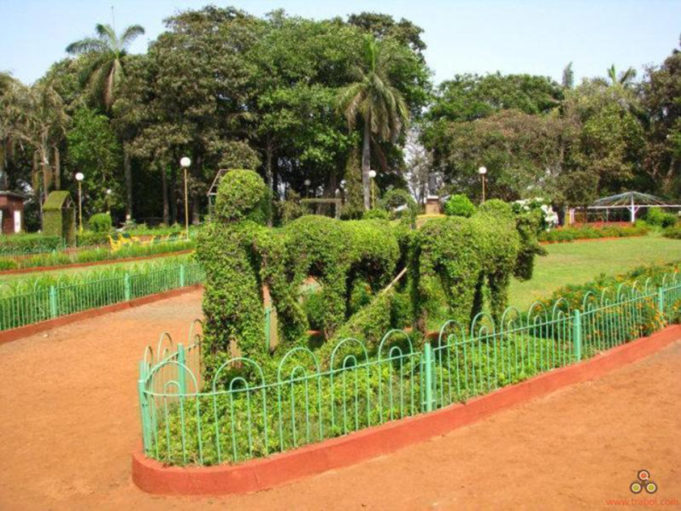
[67,23,144,219]
[337,35,409,210]
[66,23,145,110]
[606,64,636,88]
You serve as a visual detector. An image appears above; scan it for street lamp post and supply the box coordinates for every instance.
[75,172,84,232]
[180,157,191,240]
[105,188,112,215]
[368,170,377,208]
[478,166,487,203]
[304,179,311,198]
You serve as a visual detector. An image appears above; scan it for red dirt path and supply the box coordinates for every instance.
[1,291,680,510]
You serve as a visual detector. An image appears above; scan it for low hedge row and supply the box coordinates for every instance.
[663,225,681,239]
[538,223,648,243]
[0,233,64,255]
[0,239,195,271]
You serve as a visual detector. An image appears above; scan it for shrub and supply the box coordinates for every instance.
[663,225,681,239]
[646,208,677,228]
[379,189,418,226]
[444,194,476,217]
[76,231,110,247]
[88,213,112,233]
[0,233,63,255]
[362,208,390,220]
[539,223,648,243]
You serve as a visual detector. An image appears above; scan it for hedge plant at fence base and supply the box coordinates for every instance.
[140,262,681,467]
[198,170,542,380]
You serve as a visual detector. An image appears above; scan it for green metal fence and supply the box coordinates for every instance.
[0,262,204,331]
[137,273,681,467]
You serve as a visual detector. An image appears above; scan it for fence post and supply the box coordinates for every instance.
[657,287,666,325]
[177,343,187,395]
[137,362,151,454]
[49,285,58,319]
[573,309,582,361]
[423,342,434,412]
[179,264,186,287]
[124,273,131,301]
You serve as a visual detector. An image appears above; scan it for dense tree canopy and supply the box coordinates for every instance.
[0,6,679,230]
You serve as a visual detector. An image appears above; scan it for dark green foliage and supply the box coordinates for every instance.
[284,215,399,338]
[213,169,271,224]
[444,194,476,217]
[413,202,521,327]
[88,213,112,233]
[0,233,63,255]
[43,191,76,245]
[379,189,418,226]
[646,208,677,228]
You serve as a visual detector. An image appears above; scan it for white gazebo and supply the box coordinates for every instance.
[586,191,681,223]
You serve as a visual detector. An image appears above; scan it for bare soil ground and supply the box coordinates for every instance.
[1,290,680,510]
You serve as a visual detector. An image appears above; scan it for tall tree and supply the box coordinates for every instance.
[66,23,145,110]
[66,22,145,219]
[642,37,681,196]
[337,35,409,209]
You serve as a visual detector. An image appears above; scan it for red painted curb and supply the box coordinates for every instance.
[0,284,203,345]
[131,324,681,496]
[0,249,194,276]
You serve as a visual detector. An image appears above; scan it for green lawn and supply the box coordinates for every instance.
[509,235,681,311]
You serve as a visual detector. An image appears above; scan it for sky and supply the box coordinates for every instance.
[1,0,680,86]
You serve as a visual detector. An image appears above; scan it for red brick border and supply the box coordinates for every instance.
[131,324,681,496]
[0,249,194,276]
[0,284,202,345]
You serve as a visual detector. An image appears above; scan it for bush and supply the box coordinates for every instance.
[362,208,390,220]
[539,223,648,243]
[76,231,110,247]
[663,225,681,239]
[88,213,112,233]
[379,189,418,226]
[444,194,476,217]
[0,233,63,255]
[646,208,677,228]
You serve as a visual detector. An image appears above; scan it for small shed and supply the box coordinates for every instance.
[425,195,441,215]
[43,191,76,245]
[0,191,26,235]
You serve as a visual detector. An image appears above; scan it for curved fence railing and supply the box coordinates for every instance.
[0,262,204,331]
[137,273,681,467]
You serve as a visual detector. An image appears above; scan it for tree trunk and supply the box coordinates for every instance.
[265,138,274,193]
[53,145,60,190]
[169,166,177,224]
[123,146,132,221]
[361,118,371,210]
[161,163,169,225]
[191,155,201,225]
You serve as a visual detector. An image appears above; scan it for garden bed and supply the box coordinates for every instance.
[132,323,681,495]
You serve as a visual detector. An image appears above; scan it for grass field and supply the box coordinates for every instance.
[509,234,681,310]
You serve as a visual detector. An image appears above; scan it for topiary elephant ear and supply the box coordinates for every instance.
[213,169,271,224]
